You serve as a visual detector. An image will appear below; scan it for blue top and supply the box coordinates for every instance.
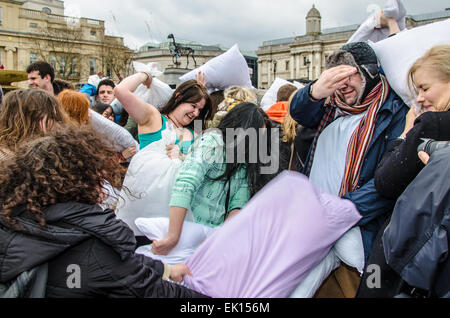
[139,114,194,154]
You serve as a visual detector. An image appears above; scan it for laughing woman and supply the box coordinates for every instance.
[114,72,214,153]
[114,73,216,244]
[374,45,450,200]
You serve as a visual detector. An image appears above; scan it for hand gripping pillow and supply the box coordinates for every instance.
[179,44,252,92]
[134,217,216,265]
[132,61,174,110]
[347,0,407,44]
[260,78,304,111]
[369,19,450,108]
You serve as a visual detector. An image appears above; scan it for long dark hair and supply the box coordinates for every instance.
[213,102,273,196]
[160,80,215,129]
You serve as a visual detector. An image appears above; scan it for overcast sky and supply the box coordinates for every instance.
[63,0,448,52]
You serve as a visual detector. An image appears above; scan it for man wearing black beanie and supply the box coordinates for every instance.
[289,41,409,295]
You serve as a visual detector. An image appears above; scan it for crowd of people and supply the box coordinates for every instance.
[0,11,449,299]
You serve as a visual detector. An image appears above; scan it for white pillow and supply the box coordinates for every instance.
[133,61,164,77]
[347,0,407,44]
[261,78,304,111]
[369,19,450,108]
[289,249,340,298]
[179,44,252,93]
[89,109,139,152]
[134,218,215,265]
[332,227,365,274]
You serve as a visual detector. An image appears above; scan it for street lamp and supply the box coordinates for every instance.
[304,56,311,81]
[273,60,277,80]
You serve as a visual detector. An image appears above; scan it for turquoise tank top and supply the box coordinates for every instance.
[139,114,194,154]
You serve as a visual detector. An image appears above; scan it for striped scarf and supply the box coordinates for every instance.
[305,75,390,196]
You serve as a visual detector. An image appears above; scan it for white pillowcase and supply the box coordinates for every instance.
[261,78,304,111]
[134,218,216,265]
[289,249,341,298]
[179,44,252,93]
[369,19,450,108]
[347,0,407,44]
[332,226,365,274]
[89,109,139,153]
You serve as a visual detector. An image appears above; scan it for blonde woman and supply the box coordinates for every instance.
[207,86,257,129]
[374,45,450,200]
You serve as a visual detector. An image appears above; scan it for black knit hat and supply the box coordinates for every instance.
[326,42,381,104]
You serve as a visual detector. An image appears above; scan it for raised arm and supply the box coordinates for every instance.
[114,73,160,128]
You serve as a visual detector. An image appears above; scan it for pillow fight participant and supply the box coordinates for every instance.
[266,84,298,126]
[150,103,273,257]
[289,42,408,295]
[114,72,215,245]
[0,126,207,298]
[93,103,116,122]
[95,79,116,106]
[114,72,214,152]
[58,89,91,126]
[0,89,67,161]
[357,45,450,298]
[26,61,55,96]
[207,86,257,129]
[374,45,450,200]
[52,79,74,96]
[58,89,137,166]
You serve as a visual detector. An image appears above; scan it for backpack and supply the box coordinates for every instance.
[0,263,48,298]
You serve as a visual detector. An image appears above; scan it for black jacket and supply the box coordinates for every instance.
[0,202,206,298]
[382,147,450,297]
[375,110,450,200]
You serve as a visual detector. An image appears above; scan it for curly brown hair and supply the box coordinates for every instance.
[0,89,68,151]
[0,126,126,230]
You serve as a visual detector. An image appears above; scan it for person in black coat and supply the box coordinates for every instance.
[358,45,450,298]
[374,45,450,200]
[0,126,206,298]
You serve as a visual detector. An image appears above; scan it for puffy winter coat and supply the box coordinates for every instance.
[383,147,450,298]
[0,202,207,298]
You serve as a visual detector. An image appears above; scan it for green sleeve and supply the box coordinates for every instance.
[169,133,223,210]
[228,167,251,212]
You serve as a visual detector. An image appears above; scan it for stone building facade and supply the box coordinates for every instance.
[256,5,450,89]
[0,0,132,86]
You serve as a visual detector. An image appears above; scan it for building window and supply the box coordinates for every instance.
[42,7,52,14]
[69,58,78,76]
[30,53,38,65]
[90,58,96,75]
[29,23,38,29]
[59,57,66,75]
[90,30,97,36]
[49,55,57,69]
[0,7,3,26]
[285,60,290,71]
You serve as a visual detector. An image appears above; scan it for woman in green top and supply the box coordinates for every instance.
[114,72,215,155]
[152,103,274,256]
